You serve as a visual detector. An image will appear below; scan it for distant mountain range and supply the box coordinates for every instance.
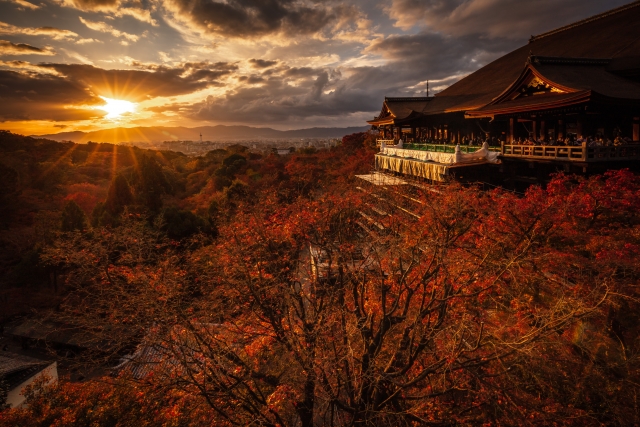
[33,125,370,144]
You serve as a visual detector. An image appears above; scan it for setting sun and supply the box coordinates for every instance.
[96,96,137,120]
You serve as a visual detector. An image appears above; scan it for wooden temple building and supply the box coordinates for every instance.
[369,1,640,189]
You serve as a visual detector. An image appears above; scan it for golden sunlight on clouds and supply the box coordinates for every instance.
[0,0,630,135]
[95,96,137,120]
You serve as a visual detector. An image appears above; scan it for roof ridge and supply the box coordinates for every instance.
[528,55,612,66]
[529,0,640,43]
[385,97,433,102]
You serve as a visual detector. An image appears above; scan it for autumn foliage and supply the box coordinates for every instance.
[1,130,640,426]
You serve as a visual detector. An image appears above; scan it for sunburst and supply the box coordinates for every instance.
[96,96,137,120]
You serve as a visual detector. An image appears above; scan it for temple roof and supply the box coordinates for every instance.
[368,97,432,126]
[532,58,640,99]
[423,0,640,115]
[0,353,52,390]
[385,97,432,118]
[466,54,640,117]
[467,91,591,117]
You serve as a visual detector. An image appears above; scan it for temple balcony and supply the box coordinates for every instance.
[501,142,640,162]
[375,142,501,182]
[376,140,640,163]
[374,141,640,184]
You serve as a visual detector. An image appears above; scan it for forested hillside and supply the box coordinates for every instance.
[0,130,375,318]
[1,130,640,426]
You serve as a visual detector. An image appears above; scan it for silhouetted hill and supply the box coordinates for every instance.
[34,125,370,144]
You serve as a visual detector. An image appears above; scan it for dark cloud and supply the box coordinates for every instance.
[284,67,318,78]
[310,70,328,99]
[162,0,349,38]
[238,75,266,84]
[0,69,104,121]
[0,40,55,56]
[37,61,238,101]
[364,32,516,84]
[185,64,377,124]
[183,61,238,73]
[145,102,190,114]
[249,59,278,69]
[386,0,631,39]
[181,29,518,125]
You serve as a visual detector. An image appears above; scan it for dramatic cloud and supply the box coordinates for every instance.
[56,0,158,25]
[0,59,59,73]
[145,102,190,115]
[184,26,521,125]
[0,40,55,56]
[364,32,516,84]
[37,61,237,101]
[6,0,40,10]
[0,58,237,121]
[0,21,78,40]
[79,16,140,42]
[56,0,118,12]
[114,6,158,26]
[186,63,372,124]
[0,69,104,121]
[161,0,360,39]
[249,59,278,69]
[386,0,631,39]
[76,38,101,44]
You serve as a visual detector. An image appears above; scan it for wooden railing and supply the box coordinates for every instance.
[379,142,501,153]
[403,143,501,153]
[502,143,640,162]
[584,145,640,162]
[376,139,396,147]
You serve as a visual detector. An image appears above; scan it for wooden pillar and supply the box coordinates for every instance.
[558,118,564,141]
[577,117,584,139]
[540,120,546,141]
[532,120,538,141]
[633,117,639,142]
[509,118,515,143]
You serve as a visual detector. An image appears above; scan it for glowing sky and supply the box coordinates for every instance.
[0,0,631,134]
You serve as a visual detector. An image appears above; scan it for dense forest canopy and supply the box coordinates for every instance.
[1,130,640,426]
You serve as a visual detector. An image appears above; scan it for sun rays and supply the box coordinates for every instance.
[95,96,137,120]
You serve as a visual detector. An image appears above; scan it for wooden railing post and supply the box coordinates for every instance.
[581,141,587,161]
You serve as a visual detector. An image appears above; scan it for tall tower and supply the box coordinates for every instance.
[200,132,202,143]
